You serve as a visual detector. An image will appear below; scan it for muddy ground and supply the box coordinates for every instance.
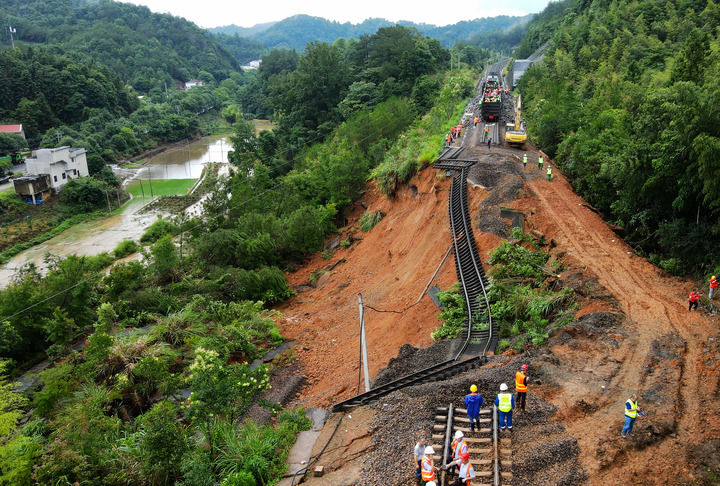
[267,108,720,484]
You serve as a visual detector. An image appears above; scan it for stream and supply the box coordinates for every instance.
[0,134,231,287]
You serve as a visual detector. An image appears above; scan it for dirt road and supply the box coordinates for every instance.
[506,143,720,483]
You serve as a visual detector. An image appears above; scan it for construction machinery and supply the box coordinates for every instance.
[505,95,527,147]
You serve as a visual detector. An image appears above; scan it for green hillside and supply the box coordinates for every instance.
[518,0,720,273]
[211,14,532,51]
[0,0,238,91]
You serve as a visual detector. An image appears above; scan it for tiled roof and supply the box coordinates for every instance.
[0,124,22,133]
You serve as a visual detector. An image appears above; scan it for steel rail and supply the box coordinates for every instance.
[448,168,494,359]
[457,168,494,357]
[493,405,500,486]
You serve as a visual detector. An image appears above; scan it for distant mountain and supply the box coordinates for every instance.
[210,14,532,52]
[0,0,238,92]
[208,21,277,37]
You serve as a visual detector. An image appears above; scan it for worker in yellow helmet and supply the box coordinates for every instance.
[709,275,718,299]
[464,384,484,432]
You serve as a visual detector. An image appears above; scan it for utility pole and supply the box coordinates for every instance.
[8,26,15,49]
[104,190,111,211]
[357,293,371,393]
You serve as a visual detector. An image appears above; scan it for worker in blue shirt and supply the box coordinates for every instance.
[464,384,484,432]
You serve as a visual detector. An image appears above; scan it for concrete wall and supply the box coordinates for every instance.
[25,146,89,192]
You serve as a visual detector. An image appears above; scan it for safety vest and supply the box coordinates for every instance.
[515,371,527,392]
[459,462,476,479]
[710,278,718,289]
[421,456,436,481]
[497,393,512,412]
[453,439,468,459]
[625,399,638,418]
[538,156,543,164]
[689,292,700,302]
[523,155,527,164]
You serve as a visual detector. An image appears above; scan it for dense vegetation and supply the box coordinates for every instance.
[519,0,720,275]
[0,30,475,479]
[0,0,238,91]
[433,229,576,350]
[210,14,531,51]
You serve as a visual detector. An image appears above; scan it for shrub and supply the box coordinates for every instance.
[221,471,256,486]
[114,239,140,258]
[60,177,110,212]
[431,283,468,340]
[140,217,179,244]
[359,210,385,232]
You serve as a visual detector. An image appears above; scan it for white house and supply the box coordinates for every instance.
[24,146,89,192]
[184,80,205,90]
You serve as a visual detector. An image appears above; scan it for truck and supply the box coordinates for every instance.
[480,72,502,122]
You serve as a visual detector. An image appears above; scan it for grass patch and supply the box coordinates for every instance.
[0,211,104,264]
[126,178,196,198]
[359,210,385,232]
[119,162,144,169]
[372,70,476,196]
[489,229,574,350]
[432,228,576,351]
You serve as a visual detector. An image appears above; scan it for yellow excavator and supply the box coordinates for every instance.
[505,95,527,147]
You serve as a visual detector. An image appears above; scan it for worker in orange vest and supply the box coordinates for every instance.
[451,126,457,140]
[421,446,438,485]
[446,430,468,479]
[709,275,718,299]
[688,289,702,311]
[473,116,479,128]
[515,364,529,412]
[446,133,452,146]
[457,123,462,137]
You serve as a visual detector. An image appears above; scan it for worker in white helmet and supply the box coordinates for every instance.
[421,446,438,485]
[495,383,515,431]
[446,429,468,479]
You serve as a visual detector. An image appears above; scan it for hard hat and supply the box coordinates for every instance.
[427,482,437,486]
[521,364,529,371]
[425,446,435,455]
[470,384,478,392]
[500,383,508,391]
[713,275,717,280]
[460,451,470,461]
[454,430,464,439]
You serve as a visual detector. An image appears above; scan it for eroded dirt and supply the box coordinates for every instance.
[275,124,720,484]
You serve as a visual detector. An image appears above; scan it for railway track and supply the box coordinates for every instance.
[432,404,512,486]
[332,135,494,412]
[447,166,497,356]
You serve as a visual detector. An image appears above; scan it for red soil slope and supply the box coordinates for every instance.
[278,169,503,408]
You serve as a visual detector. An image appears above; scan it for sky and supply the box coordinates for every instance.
[123,0,554,28]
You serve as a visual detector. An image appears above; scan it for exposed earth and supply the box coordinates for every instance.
[269,108,720,484]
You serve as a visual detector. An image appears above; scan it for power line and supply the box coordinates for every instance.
[0,111,442,323]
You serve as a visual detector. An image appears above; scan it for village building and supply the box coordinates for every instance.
[184,79,205,90]
[14,146,88,204]
[0,124,26,139]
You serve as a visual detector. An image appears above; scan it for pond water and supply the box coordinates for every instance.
[0,134,234,287]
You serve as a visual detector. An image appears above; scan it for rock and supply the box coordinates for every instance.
[326,237,341,250]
